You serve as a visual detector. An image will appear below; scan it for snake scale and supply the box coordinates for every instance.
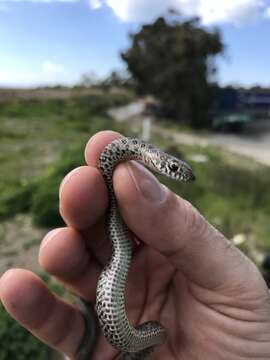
[76,136,195,360]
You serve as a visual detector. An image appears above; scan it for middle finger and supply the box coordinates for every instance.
[39,227,101,302]
[59,165,112,265]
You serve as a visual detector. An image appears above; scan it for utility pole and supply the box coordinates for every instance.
[142,115,153,141]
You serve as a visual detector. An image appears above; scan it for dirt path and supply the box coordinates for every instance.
[153,125,270,167]
[0,214,46,276]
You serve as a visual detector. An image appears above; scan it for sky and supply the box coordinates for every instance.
[0,0,270,88]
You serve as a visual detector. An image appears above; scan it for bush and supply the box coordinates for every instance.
[65,92,134,121]
[0,180,34,221]
[0,99,66,118]
[31,145,85,228]
[0,91,133,120]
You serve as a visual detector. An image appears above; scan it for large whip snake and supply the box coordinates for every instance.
[76,137,195,359]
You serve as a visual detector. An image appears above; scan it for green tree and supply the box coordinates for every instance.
[121,14,224,128]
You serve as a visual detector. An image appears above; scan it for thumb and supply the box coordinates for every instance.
[113,160,266,292]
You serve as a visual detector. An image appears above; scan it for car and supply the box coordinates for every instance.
[212,112,254,132]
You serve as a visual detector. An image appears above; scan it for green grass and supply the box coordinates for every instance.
[0,272,68,360]
[156,117,209,135]
[22,238,40,251]
[0,303,50,360]
[0,91,129,222]
[160,143,270,249]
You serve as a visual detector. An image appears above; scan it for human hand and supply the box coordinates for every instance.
[1,130,270,360]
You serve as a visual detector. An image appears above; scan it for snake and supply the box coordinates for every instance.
[76,136,195,360]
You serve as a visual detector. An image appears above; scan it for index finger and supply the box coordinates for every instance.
[84,130,121,167]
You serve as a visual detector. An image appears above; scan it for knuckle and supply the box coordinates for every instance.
[182,199,207,238]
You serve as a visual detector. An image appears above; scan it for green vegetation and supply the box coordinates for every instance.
[22,238,40,251]
[32,144,85,228]
[0,91,130,222]
[160,143,270,248]
[0,303,50,360]
[0,272,66,360]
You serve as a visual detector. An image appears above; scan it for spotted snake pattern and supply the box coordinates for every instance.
[76,137,195,359]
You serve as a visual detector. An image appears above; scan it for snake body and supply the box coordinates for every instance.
[77,137,195,360]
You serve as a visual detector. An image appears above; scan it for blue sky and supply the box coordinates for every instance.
[0,0,270,87]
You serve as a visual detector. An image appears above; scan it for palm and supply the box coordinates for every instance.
[99,241,269,360]
[99,244,194,359]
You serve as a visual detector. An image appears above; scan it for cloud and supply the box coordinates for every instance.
[264,5,270,17]
[89,0,102,9]
[199,0,265,25]
[43,60,64,74]
[92,0,266,25]
[0,0,77,3]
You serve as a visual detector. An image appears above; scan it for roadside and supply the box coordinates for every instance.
[153,123,270,167]
[109,100,270,167]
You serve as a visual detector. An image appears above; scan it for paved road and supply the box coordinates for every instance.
[154,120,270,166]
[109,101,270,166]
[108,100,145,122]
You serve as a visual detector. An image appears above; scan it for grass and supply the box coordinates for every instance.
[1,249,18,257]
[22,238,40,251]
[0,303,50,360]
[159,143,270,249]
[0,90,129,222]
[0,271,67,360]
[156,117,209,135]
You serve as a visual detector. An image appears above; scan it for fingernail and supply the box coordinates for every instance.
[127,161,167,203]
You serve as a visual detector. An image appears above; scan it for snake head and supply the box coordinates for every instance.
[150,152,195,183]
[166,157,195,182]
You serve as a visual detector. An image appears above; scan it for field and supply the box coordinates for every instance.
[0,88,270,359]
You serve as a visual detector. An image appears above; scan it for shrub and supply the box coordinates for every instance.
[0,180,34,221]
[31,145,85,228]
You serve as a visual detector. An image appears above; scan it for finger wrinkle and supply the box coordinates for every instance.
[82,220,112,266]
[57,256,91,284]
[28,294,58,331]
[63,259,99,300]
[40,302,77,349]
[0,270,57,330]
[39,230,90,280]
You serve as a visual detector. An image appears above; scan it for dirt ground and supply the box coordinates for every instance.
[0,214,46,276]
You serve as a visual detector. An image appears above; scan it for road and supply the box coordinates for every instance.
[154,120,270,166]
[109,101,270,167]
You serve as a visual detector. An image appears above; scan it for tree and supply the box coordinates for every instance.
[78,72,100,88]
[121,14,224,128]
[101,70,135,91]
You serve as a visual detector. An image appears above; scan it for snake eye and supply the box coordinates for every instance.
[168,162,179,172]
